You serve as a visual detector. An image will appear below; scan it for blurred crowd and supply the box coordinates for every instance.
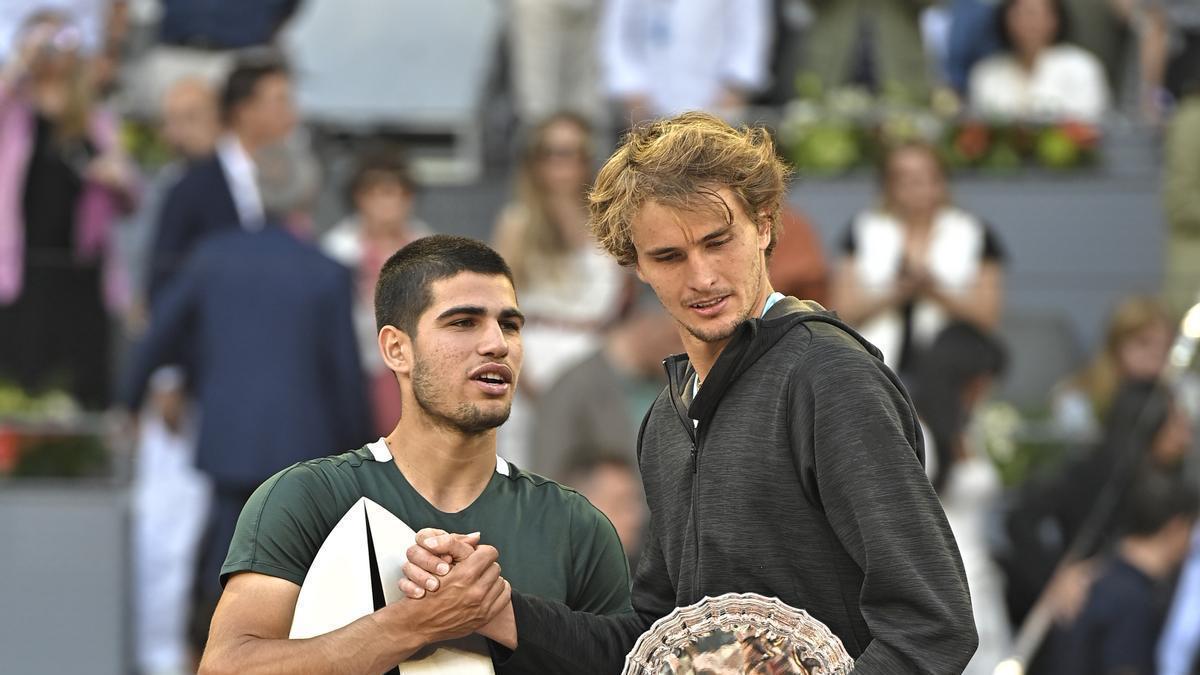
[0,1,1199,674]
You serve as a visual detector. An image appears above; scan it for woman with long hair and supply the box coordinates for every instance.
[493,112,629,394]
[1053,296,1174,440]
[491,113,628,469]
[0,9,137,408]
[830,141,1006,379]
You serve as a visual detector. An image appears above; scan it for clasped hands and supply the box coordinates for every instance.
[398,529,516,646]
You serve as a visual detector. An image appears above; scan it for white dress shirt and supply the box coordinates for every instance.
[215,134,265,228]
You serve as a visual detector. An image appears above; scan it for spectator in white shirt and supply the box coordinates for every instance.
[599,0,772,122]
[969,0,1111,122]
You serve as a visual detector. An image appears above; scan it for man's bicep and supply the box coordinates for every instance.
[208,572,301,645]
[221,465,336,588]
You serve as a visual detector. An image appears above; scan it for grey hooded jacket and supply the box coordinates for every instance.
[496,297,978,674]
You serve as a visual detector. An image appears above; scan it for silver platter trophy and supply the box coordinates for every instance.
[623,593,854,675]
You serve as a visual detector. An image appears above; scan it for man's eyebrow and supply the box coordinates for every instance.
[435,305,487,321]
[500,308,526,322]
[644,244,681,257]
[436,305,526,323]
[700,225,733,242]
[644,226,733,257]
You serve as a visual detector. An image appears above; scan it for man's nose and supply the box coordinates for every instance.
[685,251,719,290]
[478,320,510,358]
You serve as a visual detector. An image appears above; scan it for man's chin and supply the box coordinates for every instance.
[479,410,511,430]
[683,319,741,344]
[458,405,512,435]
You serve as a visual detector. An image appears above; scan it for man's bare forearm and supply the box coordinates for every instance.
[200,604,427,675]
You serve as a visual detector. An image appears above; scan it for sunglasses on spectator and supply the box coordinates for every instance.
[537,145,586,161]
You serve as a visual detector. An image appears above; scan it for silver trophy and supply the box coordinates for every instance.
[623,593,854,675]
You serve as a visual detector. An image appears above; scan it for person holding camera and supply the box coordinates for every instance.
[0,8,137,409]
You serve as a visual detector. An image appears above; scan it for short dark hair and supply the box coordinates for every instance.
[1121,470,1200,538]
[996,0,1070,51]
[345,147,416,210]
[219,52,289,125]
[374,235,515,335]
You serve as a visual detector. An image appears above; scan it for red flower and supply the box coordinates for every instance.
[955,123,991,160]
[1059,120,1100,149]
[0,427,18,474]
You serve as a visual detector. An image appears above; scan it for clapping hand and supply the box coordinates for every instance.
[86,152,134,191]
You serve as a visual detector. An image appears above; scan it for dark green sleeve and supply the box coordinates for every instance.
[220,464,343,587]
[565,495,633,616]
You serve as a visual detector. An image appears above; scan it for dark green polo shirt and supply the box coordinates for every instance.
[222,440,631,617]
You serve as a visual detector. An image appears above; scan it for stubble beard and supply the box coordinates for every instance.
[411,359,511,435]
[683,311,750,344]
[680,257,765,344]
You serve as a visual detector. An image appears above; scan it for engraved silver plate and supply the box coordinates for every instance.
[623,593,854,675]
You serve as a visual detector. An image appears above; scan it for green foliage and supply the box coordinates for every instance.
[120,120,173,170]
[978,402,1074,487]
[0,380,79,418]
[8,434,110,478]
[0,379,110,479]
[779,85,1102,175]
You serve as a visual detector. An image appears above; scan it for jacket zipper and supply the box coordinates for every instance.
[664,359,704,600]
[690,418,704,599]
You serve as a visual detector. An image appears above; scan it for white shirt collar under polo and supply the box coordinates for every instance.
[366,437,510,476]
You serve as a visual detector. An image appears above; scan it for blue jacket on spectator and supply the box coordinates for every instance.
[147,154,240,302]
[947,0,1002,94]
[122,223,371,489]
[158,0,301,50]
[1052,556,1161,675]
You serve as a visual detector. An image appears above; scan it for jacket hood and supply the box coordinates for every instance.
[663,297,884,422]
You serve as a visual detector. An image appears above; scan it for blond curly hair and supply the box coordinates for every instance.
[588,112,792,267]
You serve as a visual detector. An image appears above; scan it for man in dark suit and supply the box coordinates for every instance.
[146,51,297,302]
[122,140,371,642]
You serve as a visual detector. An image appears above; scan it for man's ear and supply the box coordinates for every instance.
[378,325,413,375]
[757,211,773,251]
